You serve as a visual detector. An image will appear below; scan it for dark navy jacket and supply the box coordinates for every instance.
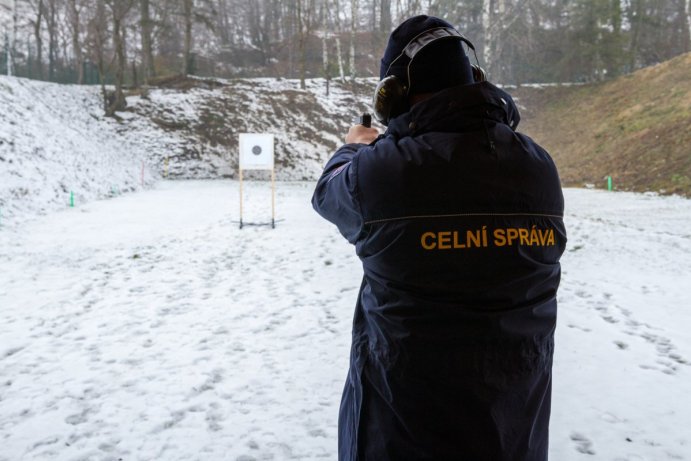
[312,82,566,461]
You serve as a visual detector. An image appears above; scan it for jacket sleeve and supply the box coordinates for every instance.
[311,143,366,244]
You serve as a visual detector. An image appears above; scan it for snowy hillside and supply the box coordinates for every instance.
[0,77,156,225]
[124,76,372,180]
[0,75,372,226]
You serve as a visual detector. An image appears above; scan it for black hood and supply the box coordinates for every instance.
[386,81,521,139]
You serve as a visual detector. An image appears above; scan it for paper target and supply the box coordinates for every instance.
[239,133,274,170]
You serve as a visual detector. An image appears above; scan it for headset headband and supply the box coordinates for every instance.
[373,26,485,124]
[384,27,478,78]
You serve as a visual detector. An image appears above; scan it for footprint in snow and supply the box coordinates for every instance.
[570,432,596,455]
[566,323,591,333]
[614,340,628,350]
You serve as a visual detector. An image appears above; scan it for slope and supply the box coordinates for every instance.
[513,52,691,196]
[125,76,373,180]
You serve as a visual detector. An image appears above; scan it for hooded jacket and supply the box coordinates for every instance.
[312,81,566,461]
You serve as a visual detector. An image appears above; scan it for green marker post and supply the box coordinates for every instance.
[70,191,75,207]
[607,176,613,191]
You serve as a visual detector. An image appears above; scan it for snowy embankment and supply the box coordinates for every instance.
[0,77,157,226]
[0,181,690,461]
[1,75,371,227]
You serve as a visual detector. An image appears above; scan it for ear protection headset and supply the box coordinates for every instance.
[372,27,486,125]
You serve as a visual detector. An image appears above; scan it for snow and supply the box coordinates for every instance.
[2,73,690,460]
[1,181,690,460]
[552,189,691,460]
[0,180,357,460]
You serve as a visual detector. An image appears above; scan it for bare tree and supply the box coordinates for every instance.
[296,0,316,88]
[676,0,690,53]
[349,0,357,81]
[140,0,156,82]
[104,0,134,115]
[67,0,86,83]
[333,0,346,82]
[7,0,18,76]
[180,0,215,76]
[380,0,391,37]
[297,0,306,87]
[481,0,492,75]
[181,0,193,74]
[216,0,231,46]
[627,0,643,70]
[245,0,274,68]
[85,0,109,110]
[320,0,330,94]
[46,0,58,80]
[29,0,44,78]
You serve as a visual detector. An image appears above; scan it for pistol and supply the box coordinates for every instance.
[355,113,372,128]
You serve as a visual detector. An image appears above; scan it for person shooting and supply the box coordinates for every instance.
[313,15,566,461]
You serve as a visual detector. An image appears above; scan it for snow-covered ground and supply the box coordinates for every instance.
[0,180,355,460]
[1,180,690,460]
[2,69,690,460]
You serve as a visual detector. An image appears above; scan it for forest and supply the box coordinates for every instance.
[2,0,690,97]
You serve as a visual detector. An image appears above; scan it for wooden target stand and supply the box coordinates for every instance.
[238,133,275,229]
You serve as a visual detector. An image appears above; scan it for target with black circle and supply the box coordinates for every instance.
[239,134,274,170]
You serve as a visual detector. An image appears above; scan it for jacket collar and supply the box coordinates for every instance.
[386,81,520,138]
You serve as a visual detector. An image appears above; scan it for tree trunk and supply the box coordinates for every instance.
[105,0,132,115]
[609,0,622,77]
[140,0,156,83]
[298,0,306,89]
[336,36,345,82]
[68,0,83,84]
[333,0,345,82]
[217,0,230,46]
[48,0,57,80]
[380,0,391,39]
[33,0,44,79]
[369,0,377,58]
[349,0,357,82]
[7,0,17,76]
[321,0,330,95]
[131,59,138,87]
[482,0,492,76]
[679,0,690,53]
[286,2,294,78]
[92,0,108,113]
[108,12,126,114]
[628,0,644,70]
[182,0,194,75]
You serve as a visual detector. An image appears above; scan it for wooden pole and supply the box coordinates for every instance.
[271,167,276,228]
[239,168,244,229]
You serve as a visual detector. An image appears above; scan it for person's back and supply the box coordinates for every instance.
[312,15,566,461]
